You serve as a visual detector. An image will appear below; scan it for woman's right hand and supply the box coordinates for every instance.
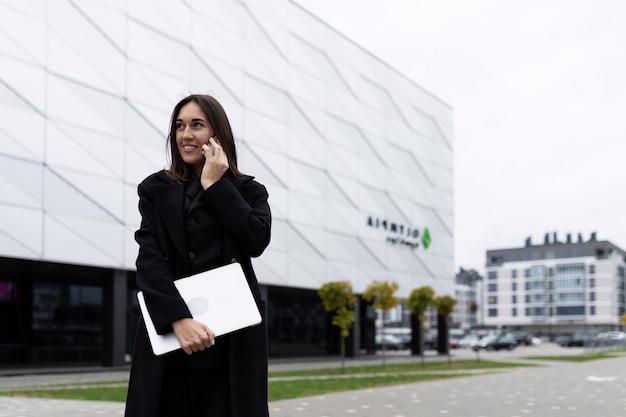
[200,136,229,189]
[171,318,215,355]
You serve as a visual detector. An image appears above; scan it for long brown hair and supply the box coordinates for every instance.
[165,94,243,182]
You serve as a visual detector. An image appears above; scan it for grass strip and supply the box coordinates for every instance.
[269,359,535,377]
[523,351,622,362]
[0,385,129,402]
[268,372,477,401]
[0,359,530,403]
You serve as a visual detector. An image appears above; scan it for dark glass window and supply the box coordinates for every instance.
[31,283,103,363]
[511,270,517,279]
[556,306,585,316]
[488,283,498,292]
[488,271,498,280]
[488,308,497,317]
[267,286,329,357]
[490,257,503,266]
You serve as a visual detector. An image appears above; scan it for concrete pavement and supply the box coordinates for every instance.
[1,344,625,417]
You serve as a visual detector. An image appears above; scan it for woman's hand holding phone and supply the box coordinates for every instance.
[200,136,229,189]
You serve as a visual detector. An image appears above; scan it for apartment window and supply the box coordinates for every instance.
[525,295,530,303]
[488,296,498,305]
[524,269,530,278]
[590,306,596,315]
[529,265,545,278]
[488,271,498,280]
[589,292,596,301]
[488,283,498,292]
[525,307,545,316]
[556,306,585,316]
[558,293,584,303]
[511,282,517,291]
[512,308,517,317]
[512,295,517,304]
[511,270,517,279]
[589,278,595,288]
[589,264,595,274]
[555,263,586,290]
[488,308,498,317]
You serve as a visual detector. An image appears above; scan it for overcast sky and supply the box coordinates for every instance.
[295,0,626,273]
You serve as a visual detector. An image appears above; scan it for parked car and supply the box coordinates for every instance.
[598,331,626,342]
[488,333,517,351]
[423,332,461,350]
[556,334,573,346]
[472,334,498,351]
[449,336,459,349]
[394,333,412,349]
[424,331,438,350]
[375,334,405,350]
[512,331,534,346]
[473,333,517,351]
[456,334,480,349]
[559,331,597,347]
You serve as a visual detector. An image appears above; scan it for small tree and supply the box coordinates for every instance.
[434,295,456,356]
[362,280,399,368]
[318,281,356,373]
[405,286,435,358]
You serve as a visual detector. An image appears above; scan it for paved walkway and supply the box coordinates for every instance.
[1,344,625,417]
[270,354,626,417]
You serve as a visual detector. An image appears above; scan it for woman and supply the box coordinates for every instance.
[125,94,271,417]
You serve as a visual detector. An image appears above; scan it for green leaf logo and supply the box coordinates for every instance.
[421,227,431,249]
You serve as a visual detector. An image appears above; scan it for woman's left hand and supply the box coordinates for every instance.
[200,137,229,189]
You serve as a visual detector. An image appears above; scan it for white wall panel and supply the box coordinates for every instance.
[0,206,42,256]
[43,214,117,266]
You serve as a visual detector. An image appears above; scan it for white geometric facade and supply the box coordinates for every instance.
[0,0,454,298]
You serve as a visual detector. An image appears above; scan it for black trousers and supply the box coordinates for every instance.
[159,366,230,417]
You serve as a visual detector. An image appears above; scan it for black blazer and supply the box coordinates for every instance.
[125,170,271,417]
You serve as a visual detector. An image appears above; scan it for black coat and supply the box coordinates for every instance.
[125,170,271,417]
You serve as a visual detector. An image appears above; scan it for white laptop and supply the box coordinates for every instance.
[137,262,262,356]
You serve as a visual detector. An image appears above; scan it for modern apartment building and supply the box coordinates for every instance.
[484,232,626,338]
[0,0,453,367]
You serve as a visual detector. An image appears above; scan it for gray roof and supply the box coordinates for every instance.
[486,233,626,266]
